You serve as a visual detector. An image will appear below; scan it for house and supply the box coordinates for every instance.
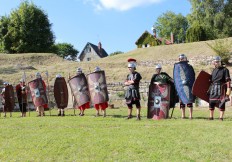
[135,30,173,48]
[78,42,108,62]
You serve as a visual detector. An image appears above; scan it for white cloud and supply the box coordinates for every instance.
[99,0,163,11]
[83,0,164,11]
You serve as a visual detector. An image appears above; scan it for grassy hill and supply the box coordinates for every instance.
[0,38,232,85]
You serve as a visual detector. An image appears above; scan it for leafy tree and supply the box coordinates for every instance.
[187,0,232,39]
[186,23,207,42]
[154,11,188,43]
[52,43,79,61]
[206,39,232,64]
[0,16,10,52]
[1,1,54,53]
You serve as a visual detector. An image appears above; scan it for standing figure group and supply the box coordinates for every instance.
[1,54,231,121]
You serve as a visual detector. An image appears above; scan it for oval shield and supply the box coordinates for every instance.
[4,85,15,112]
[68,73,90,106]
[173,62,195,104]
[54,77,68,109]
[28,78,48,107]
[86,70,109,104]
[147,83,171,120]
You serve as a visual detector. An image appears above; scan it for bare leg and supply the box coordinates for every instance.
[181,107,186,118]
[210,110,214,118]
[96,109,100,116]
[127,108,132,119]
[103,110,106,117]
[136,108,141,120]
[189,107,193,119]
[219,111,224,120]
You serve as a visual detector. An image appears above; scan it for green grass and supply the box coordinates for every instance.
[1,107,232,161]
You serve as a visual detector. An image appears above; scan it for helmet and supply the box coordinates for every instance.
[128,62,136,68]
[35,72,41,78]
[56,74,62,78]
[213,56,221,62]
[3,82,8,85]
[20,79,25,82]
[179,54,187,61]
[155,64,162,69]
[76,67,82,73]
[94,66,101,72]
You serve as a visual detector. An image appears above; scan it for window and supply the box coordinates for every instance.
[87,58,91,61]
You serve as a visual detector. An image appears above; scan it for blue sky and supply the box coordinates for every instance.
[0,0,191,54]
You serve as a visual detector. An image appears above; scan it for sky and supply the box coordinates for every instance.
[0,0,192,55]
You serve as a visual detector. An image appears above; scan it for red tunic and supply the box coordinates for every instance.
[94,102,108,110]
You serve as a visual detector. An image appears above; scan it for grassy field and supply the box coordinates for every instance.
[1,107,232,161]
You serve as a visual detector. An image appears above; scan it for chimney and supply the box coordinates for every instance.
[171,32,174,44]
[98,42,102,51]
[151,26,157,38]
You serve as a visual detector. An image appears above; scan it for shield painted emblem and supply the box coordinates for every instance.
[68,73,90,106]
[54,77,68,109]
[147,83,171,120]
[4,85,15,112]
[86,71,109,104]
[173,62,195,104]
[28,78,48,107]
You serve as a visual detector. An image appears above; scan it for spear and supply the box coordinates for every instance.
[45,70,51,116]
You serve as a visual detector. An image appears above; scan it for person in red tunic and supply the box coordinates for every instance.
[16,79,28,117]
[35,72,47,117]
[93,66,108,117]
[75,67,90,116]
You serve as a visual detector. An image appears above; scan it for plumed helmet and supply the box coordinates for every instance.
[127,58,137,68]
[213,56,221,62]
[56,74,62,78]
[94,66,101,72]
[35,72,41,78]
[76,67,82,73]
[128,62,136,68]
[155,64,162,69]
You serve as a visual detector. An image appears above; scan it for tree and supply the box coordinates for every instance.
[52,43,79,61]
[1,1,54,53]
[186,23,207,42]
[0,16,10,52]
[206,39,232,64]
[187,0,232,39]
[154,11,188,43]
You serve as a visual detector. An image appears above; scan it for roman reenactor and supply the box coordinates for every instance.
[92,66,108,117]
[208,56,231,121]
[174,54,195,119]
[54,74,68,116]
[75,68,90,116]
[35,72,47,117]
[148,64,178,119]
[1,82,13,117]
[124,58,142,120]
[16,79,28,117]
